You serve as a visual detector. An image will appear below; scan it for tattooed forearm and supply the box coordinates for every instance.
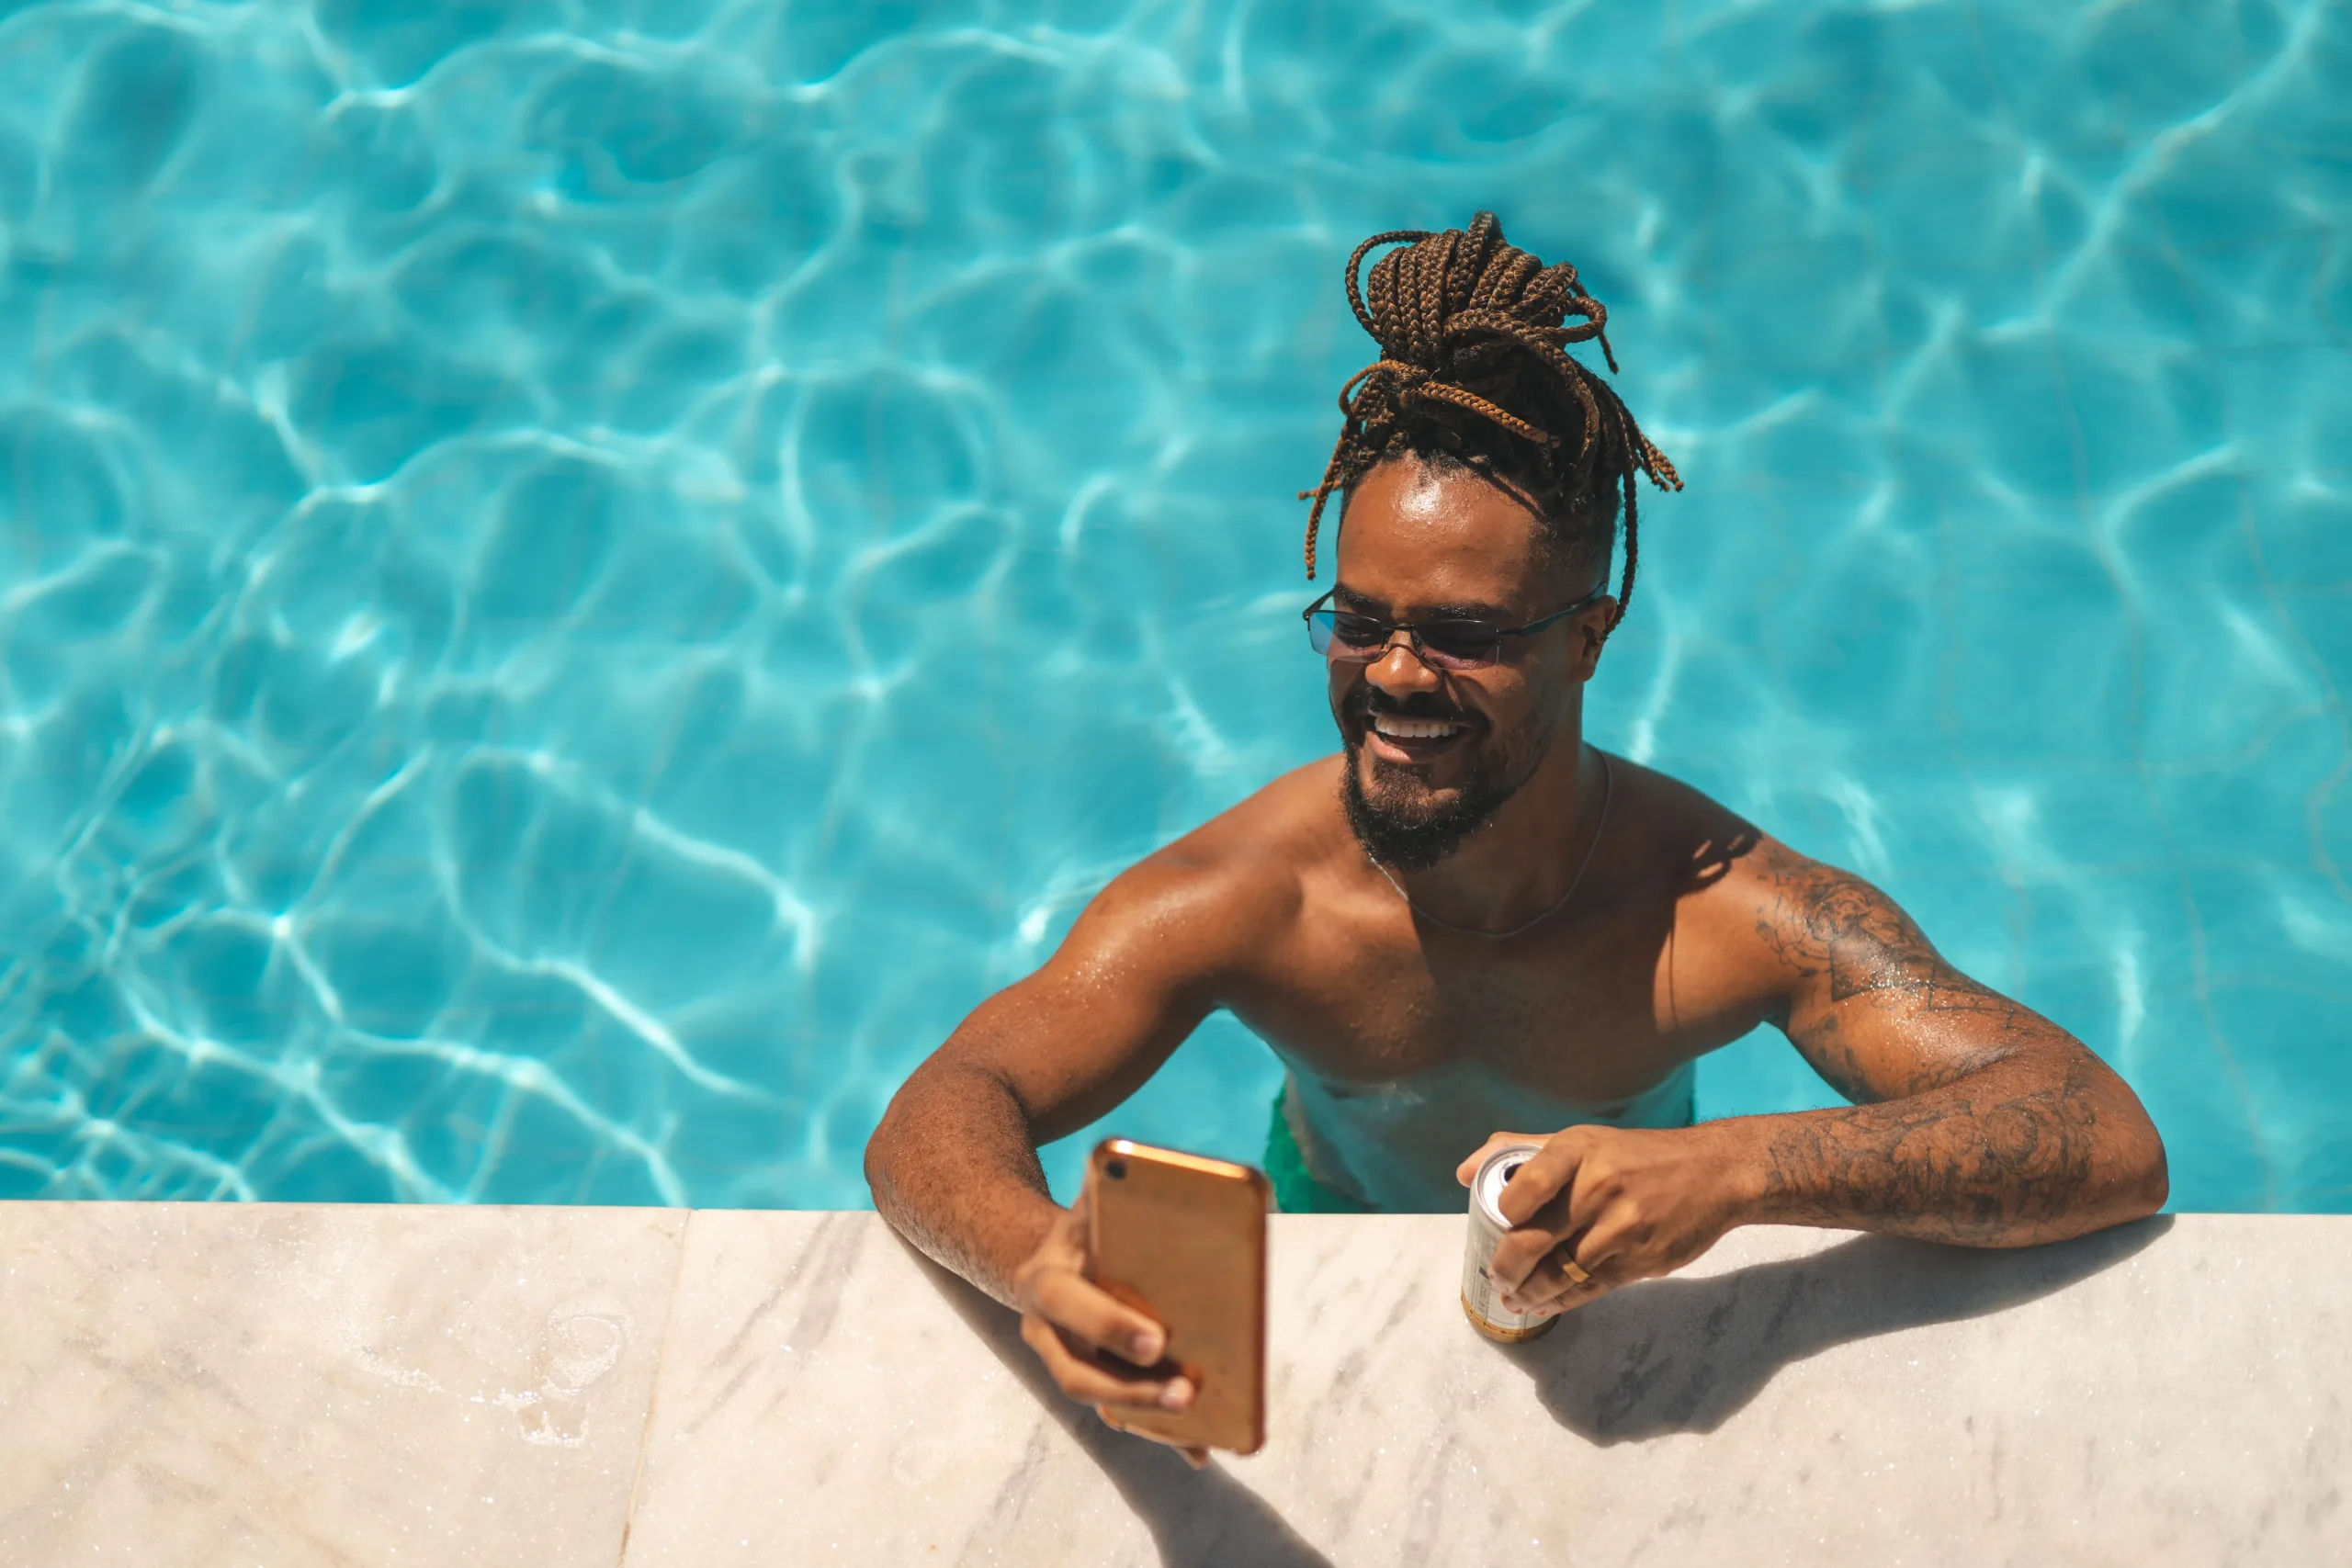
[1743,1052,2153,1245]
[1733,843,2169,1244]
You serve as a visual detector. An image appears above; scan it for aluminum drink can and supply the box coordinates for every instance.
[1461,1142,1557,1342]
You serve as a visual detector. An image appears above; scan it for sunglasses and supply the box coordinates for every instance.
[1303,586,1608,671]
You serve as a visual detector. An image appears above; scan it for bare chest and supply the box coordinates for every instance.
[1227,903,1713,1103]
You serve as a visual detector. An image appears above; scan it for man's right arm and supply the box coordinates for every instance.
[865,835,1275,1287]
[865,842,1277,1439]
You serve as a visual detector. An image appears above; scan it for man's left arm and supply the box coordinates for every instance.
[1477,840,2169,1316]
[1717,840,2168,1242]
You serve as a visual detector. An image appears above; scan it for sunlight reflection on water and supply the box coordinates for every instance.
[0,0,2346,1210]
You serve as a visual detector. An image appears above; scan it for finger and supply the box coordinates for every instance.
[1095,1409,1215,1469]
[1493,1132,1591,1227]
[1454,1131,1548,1188]
[1490,1220,1555,1292]
[1492,1143,1634,1292]
[1033,1269,1169,1365]
[1504,1210,1648,1313]
[1032,1325,1191,1411]
[1488,1201,1590,1292]
[1091,1410,1213,1476]
[1498,1201,1624,1300]
[1498,1238,1586,1308]
[1502,1245,1613,1314]
[1532,1276,1613,1318]
[1023,1314,1193,1410]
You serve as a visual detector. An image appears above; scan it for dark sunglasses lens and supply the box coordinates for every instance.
[1318,613,1389,660]
[1308,611,1375,658]
[1418,621,1503,666]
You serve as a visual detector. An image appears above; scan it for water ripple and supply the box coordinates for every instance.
[0,0,2346,1210]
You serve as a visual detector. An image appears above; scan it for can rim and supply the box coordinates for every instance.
[1471,1142,1546,1227]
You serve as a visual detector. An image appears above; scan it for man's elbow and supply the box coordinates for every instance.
[2119,1119,2170,1219]
[862,1065,994,1220]
[862,1123,889,1208]
[2093,1102,2169,1226]
[864,1084,919,1215]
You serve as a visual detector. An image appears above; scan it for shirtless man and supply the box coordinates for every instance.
[865,214,2168,1446]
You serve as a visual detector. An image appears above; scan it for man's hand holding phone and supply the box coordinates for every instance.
[1011,1182,1209,1467]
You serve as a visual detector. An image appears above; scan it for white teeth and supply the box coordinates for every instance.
[1371,715,1464,740]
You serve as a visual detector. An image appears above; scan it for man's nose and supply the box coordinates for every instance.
[1363,635,1442,697]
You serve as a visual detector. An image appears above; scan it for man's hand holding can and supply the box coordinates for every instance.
[1456,1122,1756,1321]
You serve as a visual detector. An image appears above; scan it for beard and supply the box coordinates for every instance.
[1339,693,1554,872]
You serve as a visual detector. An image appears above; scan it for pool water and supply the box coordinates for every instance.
[1,1,2346,1211]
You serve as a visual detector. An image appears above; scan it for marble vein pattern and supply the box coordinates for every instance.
[4,1203,2346,1566]
[0,1201,685,1566]
[625,1212,2349,1567]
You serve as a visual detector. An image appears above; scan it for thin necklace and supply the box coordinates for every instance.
[1370,750,1613,941]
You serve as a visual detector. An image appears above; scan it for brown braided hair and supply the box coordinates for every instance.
[1298,212,1681,632]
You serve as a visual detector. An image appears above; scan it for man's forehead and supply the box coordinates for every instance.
[1333,465,1549,615]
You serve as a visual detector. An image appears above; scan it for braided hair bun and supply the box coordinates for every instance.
[1299,212,1680,631]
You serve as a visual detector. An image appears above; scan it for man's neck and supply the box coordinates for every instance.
[1389,723,1604,934]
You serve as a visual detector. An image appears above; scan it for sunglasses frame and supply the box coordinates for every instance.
[1303,585,1611,671]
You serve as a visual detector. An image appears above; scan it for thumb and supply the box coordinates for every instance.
[1455,1132,1546,1188]
[1494,1134,1584,1226]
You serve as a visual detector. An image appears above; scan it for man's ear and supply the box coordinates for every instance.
[1572,600,1618,678]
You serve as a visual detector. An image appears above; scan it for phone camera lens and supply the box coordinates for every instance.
[1104,1158,1127,1180]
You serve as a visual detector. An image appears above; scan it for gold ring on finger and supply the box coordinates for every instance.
[1557,1251,1591,1285]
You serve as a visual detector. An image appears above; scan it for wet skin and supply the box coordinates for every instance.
[865,457,2168,1456]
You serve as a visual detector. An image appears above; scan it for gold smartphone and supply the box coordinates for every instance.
[1085,1137,1270,1455]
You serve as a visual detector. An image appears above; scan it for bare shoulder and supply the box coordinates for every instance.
[1601,759,1883,919]
[1615,761,2023,1024]
[1597,757,1936,1002]
[1605,761,1913,959]
[1057,756,1346,982]
[1592,754,1770,905]
[1577,757,2126,1134]
[1693,822,1955,1004]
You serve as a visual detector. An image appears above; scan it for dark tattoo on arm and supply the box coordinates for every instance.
[1753,846,2041,1097]
[1754,1053,2115,1244]
[1741,847,2161,1245]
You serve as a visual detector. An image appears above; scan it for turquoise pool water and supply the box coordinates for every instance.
[0,1,2346,1211]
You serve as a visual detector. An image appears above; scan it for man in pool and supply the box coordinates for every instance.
[865,213,2168,1443]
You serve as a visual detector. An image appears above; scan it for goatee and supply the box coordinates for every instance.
[1339,713,1550,873]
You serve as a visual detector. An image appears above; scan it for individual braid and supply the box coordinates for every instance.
[1298,212,1681,632]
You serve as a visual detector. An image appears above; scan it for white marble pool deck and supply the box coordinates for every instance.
[0,1203,2344,1565]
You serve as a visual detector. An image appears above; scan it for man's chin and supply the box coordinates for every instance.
[1358,763,1466,817]
[1340,745,1500,872]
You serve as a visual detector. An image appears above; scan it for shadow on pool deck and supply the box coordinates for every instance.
[1498,1215,2173,1444]
[905,1236,1337,1568]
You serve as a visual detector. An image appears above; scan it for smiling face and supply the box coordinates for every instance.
[1329,457,1612,870]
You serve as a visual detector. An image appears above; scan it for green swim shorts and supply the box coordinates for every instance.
[1262,1094,1373,1214]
